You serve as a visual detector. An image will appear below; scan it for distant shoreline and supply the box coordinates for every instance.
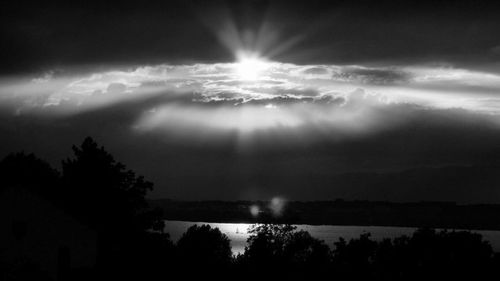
[151,199,500,231]
[163,218,500,231]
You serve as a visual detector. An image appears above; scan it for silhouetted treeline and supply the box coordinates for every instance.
[97,222,498,280]
[2,138,500,281]
[130,223,500,280]
[151,199,500,230]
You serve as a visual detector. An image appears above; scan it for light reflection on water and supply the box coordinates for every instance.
[164,220,500,255]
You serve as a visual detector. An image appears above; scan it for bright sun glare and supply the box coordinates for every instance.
[234,52,270,81]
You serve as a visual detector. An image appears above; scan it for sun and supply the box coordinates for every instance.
[234,52,270,81]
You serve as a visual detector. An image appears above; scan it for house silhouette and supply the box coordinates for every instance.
[0,187,97,280]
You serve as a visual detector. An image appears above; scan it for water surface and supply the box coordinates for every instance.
[165,220,500,255]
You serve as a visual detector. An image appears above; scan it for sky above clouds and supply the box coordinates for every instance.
[2,0,500,202]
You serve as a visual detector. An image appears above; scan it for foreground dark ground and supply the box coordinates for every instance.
[1,137,499,280]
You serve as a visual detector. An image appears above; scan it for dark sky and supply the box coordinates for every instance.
[2,0,500,73]
[2,0,500,203]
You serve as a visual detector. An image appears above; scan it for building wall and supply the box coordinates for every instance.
[0,187,97,279]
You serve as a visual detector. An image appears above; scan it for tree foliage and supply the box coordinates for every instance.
[177,224,232,266]
[0,152,59,195]
[61,137,163,232]
[0,137,171,279]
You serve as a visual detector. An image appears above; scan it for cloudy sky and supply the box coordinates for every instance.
[2,0,500,203]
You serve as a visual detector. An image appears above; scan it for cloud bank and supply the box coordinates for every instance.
[2,61,500,139]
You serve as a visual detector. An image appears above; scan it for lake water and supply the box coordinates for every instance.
[164,220,500,255]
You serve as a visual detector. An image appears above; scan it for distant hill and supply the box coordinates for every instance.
[150,199,500,230]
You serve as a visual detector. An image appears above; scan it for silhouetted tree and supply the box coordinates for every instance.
[0,139,172,279]
[283,230,331,266]
[241,224,295,268]
[332,233,377,279]
[282,230,331,278]
[60,137,169,277]
[239,224,331,280]
[0,152,59,197]
[177,224,232,263]
[176,224,232,277]
[61,137,163,232]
